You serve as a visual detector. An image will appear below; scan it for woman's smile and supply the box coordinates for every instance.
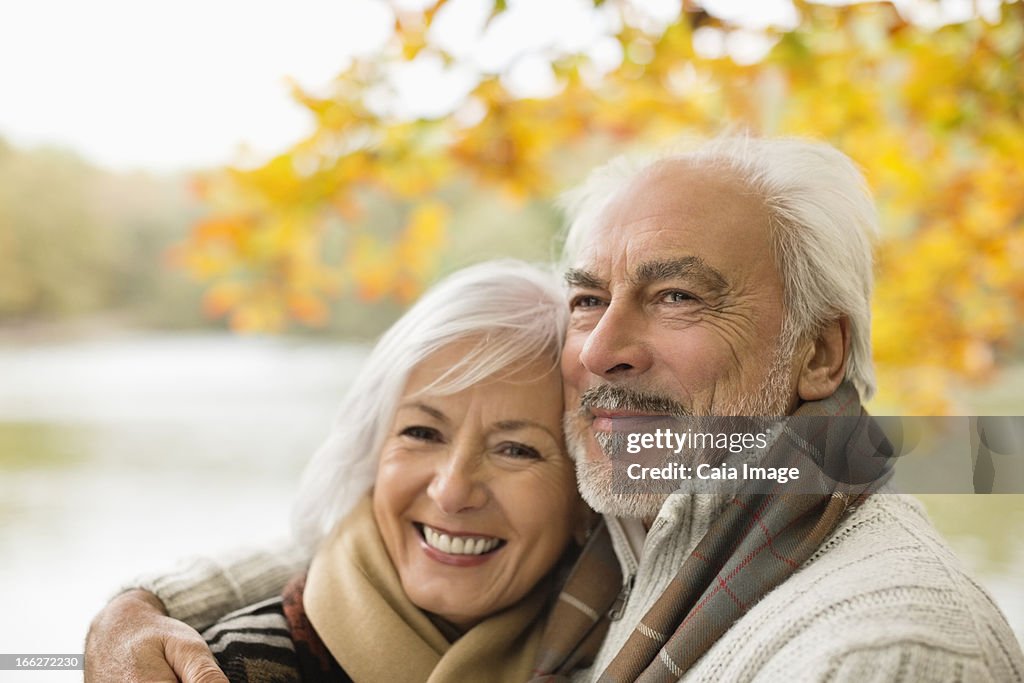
[417,523,505,556]
[413,523,507,567]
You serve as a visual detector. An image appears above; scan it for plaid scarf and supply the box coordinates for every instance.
[530,382,889,682]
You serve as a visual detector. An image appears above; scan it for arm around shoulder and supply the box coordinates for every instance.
[85,542,309,682]
[130,541,310,631]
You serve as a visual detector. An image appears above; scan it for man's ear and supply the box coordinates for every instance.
[796,316,850,402]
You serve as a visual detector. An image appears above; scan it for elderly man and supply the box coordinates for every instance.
[86,137,1023,682]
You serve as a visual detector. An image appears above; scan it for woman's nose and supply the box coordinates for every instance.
[426,450,488,514]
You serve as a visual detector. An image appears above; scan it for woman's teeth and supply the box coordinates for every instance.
[421,524,501,555]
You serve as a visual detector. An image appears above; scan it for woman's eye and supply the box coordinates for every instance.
[400,426,443,442]
[496,442,541,460]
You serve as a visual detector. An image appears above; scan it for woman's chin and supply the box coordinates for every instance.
[406,584,494,632]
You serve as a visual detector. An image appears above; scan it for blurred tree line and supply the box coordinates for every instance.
[0,135,561,338]
[0,137,209,329]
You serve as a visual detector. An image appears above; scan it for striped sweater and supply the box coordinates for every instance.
[201,574,349,683]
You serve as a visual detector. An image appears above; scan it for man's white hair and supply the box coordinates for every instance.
[291,259,568,550]
[560,135,879,400]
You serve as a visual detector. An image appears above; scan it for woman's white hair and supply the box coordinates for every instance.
[560,135,879,400]
[291,259,568,551]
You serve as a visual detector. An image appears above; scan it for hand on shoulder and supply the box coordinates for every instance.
[85,589,228,683]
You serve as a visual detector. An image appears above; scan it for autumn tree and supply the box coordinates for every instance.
[172,0,1024,412]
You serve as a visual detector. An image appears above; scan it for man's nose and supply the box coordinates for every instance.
[578,301,653,379]
[427,449,488,514]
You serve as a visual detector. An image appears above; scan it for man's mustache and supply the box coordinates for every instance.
[578,384,690,417]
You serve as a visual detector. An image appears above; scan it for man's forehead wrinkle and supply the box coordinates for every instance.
[629,161,767,223]
[609,210,694,229]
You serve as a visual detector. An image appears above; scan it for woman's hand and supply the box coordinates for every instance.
[84,589,228,683]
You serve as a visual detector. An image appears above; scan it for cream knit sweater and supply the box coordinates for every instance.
[575,491,1023,682]
[137,494,1023,682]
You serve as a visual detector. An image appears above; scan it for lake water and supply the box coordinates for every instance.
[0,333,1020,681]
[0,333,365,682]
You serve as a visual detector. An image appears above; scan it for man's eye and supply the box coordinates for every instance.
[496,442,541,460]
[570,295,605,310]
[662,290,697,303]
[400,426,443,442]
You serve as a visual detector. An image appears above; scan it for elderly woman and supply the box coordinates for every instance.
[200,260,590,682]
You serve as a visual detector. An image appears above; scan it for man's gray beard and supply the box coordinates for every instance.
[566,342,794,520]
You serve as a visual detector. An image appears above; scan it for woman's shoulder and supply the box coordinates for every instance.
[202,596,302,682]
[201,574,354,683]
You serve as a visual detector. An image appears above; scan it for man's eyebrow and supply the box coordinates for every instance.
[494,419,559,442]
[397,401,449,423]
[564,268,607,289]
[632,257,728,292]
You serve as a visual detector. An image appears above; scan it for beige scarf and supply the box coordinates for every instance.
[304,495,551,683]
